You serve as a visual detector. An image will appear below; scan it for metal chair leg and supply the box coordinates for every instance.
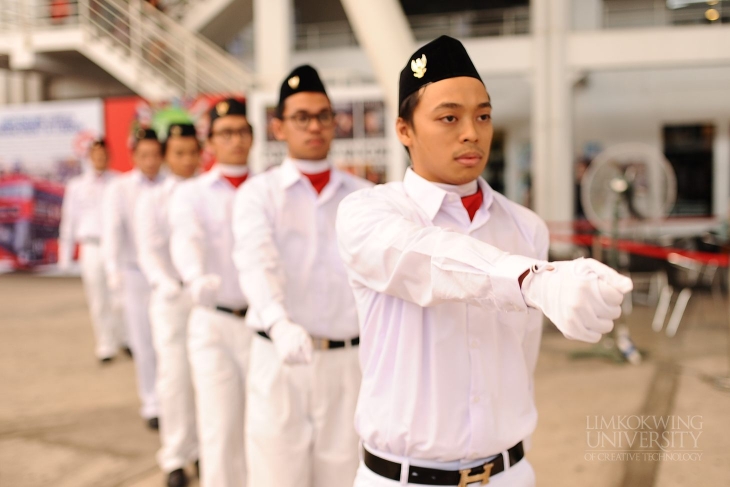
[666,287,692,338]
[653,285,673,333]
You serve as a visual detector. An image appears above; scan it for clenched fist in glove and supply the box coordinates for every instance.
[269,319,313,365]
[521,258,633,343]
[190,274,221,308]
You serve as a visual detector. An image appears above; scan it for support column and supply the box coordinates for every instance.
[25,72,44,103]
[714,119,730,221]
[0,70,9,105]
[339,0,414,115]
[8,72,25,104]
[254,0,292,91]
[532,0,574,248]
[340,0,415,182]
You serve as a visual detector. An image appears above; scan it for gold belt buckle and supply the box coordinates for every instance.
[311,337,330,350]
[458,462,493,487]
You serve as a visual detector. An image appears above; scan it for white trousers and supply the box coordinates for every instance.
[122,266,159,419]
[246,336,361,487]
[353,458,535,487]
[188,306,252,487]
[79,243,125,359]
[150,288,197,473]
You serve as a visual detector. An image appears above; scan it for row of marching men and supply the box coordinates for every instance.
[59,36,634,487]
[60,64,370,487]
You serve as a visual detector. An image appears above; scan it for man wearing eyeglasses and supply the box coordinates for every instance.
[232,65,371,487]
[169,99,254,487]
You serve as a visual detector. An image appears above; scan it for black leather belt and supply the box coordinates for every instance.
[363,442,524,486]
[215,306,248,318]
[256,331,359,350]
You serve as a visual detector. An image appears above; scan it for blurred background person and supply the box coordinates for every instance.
[233,65,371,487]
[102,128,165,430]
[170,99,253,487]
[58,139,126,363]
[136,123,201,487]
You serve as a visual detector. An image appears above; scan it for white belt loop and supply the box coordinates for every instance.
[399,457,410,484]
[501,450,509,471]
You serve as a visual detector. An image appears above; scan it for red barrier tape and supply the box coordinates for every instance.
[550,233,729,268]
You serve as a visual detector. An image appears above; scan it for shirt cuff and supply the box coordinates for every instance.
[491,254,542,313]
[259,302,288,330]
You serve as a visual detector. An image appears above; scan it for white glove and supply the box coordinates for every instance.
[107,271,122,294]
[522,258,633,343]
[190,274,221,308]
[106,272,124,311]
[268,319,313,365]
[156,277,182,300]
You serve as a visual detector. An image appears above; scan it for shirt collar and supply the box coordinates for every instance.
[403,167,494,222]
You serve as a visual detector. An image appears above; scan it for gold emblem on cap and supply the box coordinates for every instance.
[170,125,182,137]
[216,101,229,116]
[136,128,146,139]
[411,54,427,79]
[288,76,300,89]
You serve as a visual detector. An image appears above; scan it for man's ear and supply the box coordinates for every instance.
[395,117,413,149]
[270,117,286,142]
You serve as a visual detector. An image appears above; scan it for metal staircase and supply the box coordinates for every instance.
[0,0,255,100]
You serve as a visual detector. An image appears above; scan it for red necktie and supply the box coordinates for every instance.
[223,173,248,188]
[303,170,331,194]
[461,187,483,221]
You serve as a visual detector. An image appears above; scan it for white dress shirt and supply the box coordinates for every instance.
[169,165,248,309]
[135,175,183,288]
[336,168,550,463]
[232,158,372,339]
[58,169,118,266]
[102,169,165,277]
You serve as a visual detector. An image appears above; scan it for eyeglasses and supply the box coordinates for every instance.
[212,127,252,141]
[283,110,335,130]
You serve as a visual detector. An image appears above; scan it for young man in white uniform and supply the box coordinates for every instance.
[169,99,253,487]
[103,128,164,429]
[232,65,371,487]
[337,36,634,487]
[59,139,125,363]
[136,124,201,487]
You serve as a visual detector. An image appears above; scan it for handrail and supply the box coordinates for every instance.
[0,0,254,97]
[294,6,531,51]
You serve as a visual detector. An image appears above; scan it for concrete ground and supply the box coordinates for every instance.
[1,274,729,486]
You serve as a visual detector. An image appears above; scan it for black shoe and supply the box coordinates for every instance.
[147,417,159,431]
[122,346,133,358]
[194,460,200,478]
[166,469,188,487]
[99,357,114,365]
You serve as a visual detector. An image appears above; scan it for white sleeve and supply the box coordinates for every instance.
[169,182,206,284]
[335,187,537,312]
[232,179,288,329]
[134,188,170,287]
[58,179,77,268]
[101,180,123,278]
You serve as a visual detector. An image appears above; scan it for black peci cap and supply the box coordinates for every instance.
[134,127,159,144]
[277,65,328,116]
[398,35,483,111]
[166,123,197,140]
[208,98,247,135]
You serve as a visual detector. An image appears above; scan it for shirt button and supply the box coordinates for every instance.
[472,396,481,404]
[470,339,479,349]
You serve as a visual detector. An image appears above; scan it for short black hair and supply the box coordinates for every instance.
[398,89,423,127]
[398,89,425,158]
[89,138,106,150]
